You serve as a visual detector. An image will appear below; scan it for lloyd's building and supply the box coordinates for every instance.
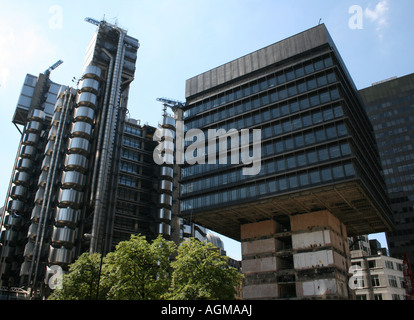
[179,24,394,299]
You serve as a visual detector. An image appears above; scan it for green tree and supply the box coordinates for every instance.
[48,252,103,300]
[102,234,176,300]
[48,235,242,300]
[166,238,243,300]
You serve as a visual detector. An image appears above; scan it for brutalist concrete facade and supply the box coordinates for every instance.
[181,24,394,299]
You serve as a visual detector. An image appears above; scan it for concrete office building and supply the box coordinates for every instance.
[179,24,394,299]
[359,74,414,267]
[351,237,406,300]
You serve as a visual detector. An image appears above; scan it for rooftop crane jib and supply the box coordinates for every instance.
[85,17,101,26]
[44,60,64,77]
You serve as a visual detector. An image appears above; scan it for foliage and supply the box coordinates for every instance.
[166,238,244,300]
[48,235,242,301]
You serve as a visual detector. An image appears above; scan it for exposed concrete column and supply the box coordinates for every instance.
[291,210,351,300]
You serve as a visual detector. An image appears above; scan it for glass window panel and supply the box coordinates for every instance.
[288,85,297,96]
[275,140,284,153]
[327,72,337,83]
[273,123,282,136]
[320,91,331,104]
[310,94,320,107]
[318,148,329,161]
[295,135,304,148]
[272,106,280,118]
[268,180,277,193]
[305,63,315,74]
[321,167,332,182]
[324,57,333,67]
[277,159,286,171]
[277,73,286,84]
[270,92,278,103]
[302,114,312,127]
[290,101,299,113]
[330,88,340,100]
[280,103,290,116]
[332,165,345,179]
[344,163,356,176]
[298,82,307,94]
[308,79,317,90]
[285,137,294,150]
[289,175,298,189]
[337,123,348,136]
[300,97,310,110]
[283,120,292,133]
[268,77,277,88]
[297,154,307,167]
[279,88,288,100]
[305,131,316,145]
[323,108,334,121]
[310,170,321,184]
[292,118,302,130]
[341,143,352,156]
[314,60,324,71]
[286,70,295,81]
[279,178,288,191]
[334,106,344,117]
[326,126,337,139]
[267,161,276,174]
[287,156,296,169]
[299,173,309,186]
[295,66,305,78]
[307,150,318,164]
[317,75,328,87]
[315,129,326,142]
[329,145,341,158]
[312,111,323,124]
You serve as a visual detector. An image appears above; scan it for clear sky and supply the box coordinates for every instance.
[1,0,413,260]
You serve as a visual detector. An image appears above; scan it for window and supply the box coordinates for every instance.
[371,275,381,287]
[310,170,321,184]
[389,276,398,288]
[385,260,394,269]
[374,294,383,300]
[332,165,344,179]
[368,260,377,269]
[321,167,332,182]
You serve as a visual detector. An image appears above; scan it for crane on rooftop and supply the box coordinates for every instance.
[44,59,63,77]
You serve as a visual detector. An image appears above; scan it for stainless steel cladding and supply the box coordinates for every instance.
[55,207,80,228]
[16,158,33,172]
[28,109,45,121]
[49,247,73,265]
[71,121,92,139]
[34,187,45,205]
[77,92,98,109]
[51,226,76,246]
[158,223,172,236]
[14,171,30,186]
[83,65,102,80]
[7,199,25,213]
[20,145,37,159]
[48,126,58,141]
[58,189,84,209]
[26,120,42,133]
[61,171,86,190]
[160,166,174,178]
[68,137,90,155]
[64,154,88,173]
[79,78,99,94]
[3,214,22,229]
[45,140,55,156]
[22,133,40,146]
[73,106,95,124]
[37,171,48,187]
[159,180,173,193]
[51,111,62,126]
[41,155,51,171]
[30,204,42,222]
[10,185,27,200]
[157,208,172,221]
[159,194,173,208]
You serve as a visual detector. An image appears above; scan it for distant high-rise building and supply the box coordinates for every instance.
[359,73,414,267]
[178,24,394,299]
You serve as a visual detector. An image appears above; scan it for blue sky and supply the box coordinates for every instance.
[1,0,413,260]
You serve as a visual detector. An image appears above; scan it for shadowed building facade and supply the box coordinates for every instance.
[180,24,394,299]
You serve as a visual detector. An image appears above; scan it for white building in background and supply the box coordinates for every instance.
[350,236,406,300]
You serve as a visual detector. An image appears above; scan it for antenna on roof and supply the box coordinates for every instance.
[319,18,322,25]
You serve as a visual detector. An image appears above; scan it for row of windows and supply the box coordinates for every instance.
[181,122,349,179]
[124,125,143,137]
[123,136,142,149]
[184,55,334,119]
[119,174,138,188]
[185,79,340,131]
[182,142,353,195]
[181,162,356,211]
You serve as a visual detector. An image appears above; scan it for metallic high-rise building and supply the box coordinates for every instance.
[0,19,140,298]
[359,74,414,267]
[179,24,394,299]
